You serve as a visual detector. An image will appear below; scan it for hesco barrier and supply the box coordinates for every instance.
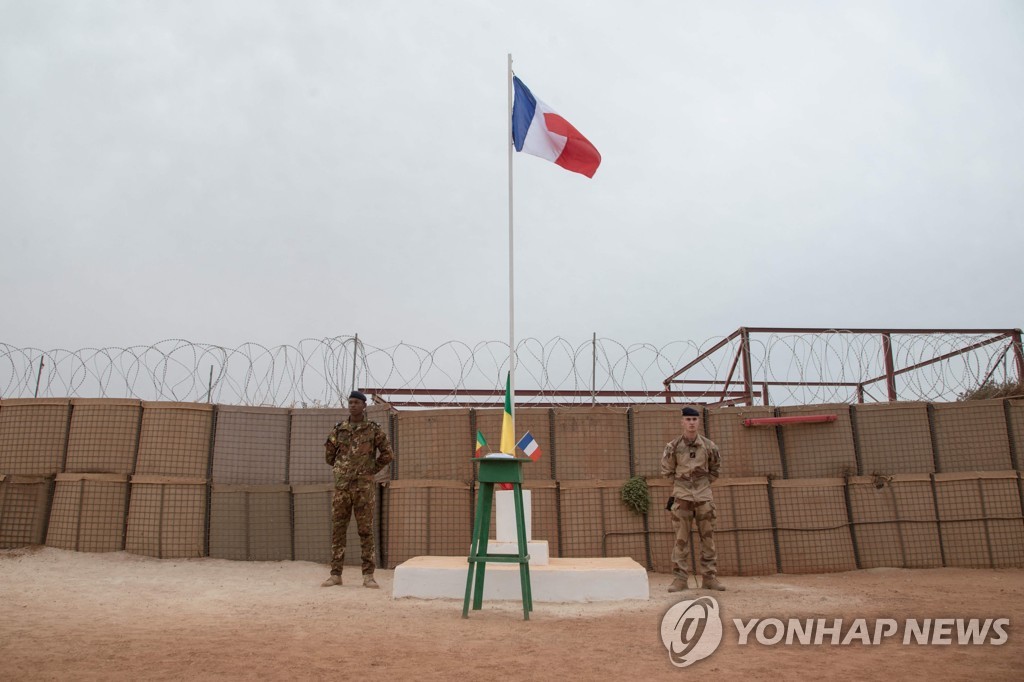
[0,398,1023,574]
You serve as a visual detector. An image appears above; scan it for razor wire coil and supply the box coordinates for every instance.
[1,331,1019,407]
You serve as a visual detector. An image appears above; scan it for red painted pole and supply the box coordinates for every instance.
[743,415,838,427]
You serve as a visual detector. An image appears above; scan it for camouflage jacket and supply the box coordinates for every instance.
[325,418,394,488]
[660,433,721,503]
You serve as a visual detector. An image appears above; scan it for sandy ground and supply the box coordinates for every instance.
[1,547,1022,681]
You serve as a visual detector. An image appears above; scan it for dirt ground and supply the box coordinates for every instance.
[1,547,1022,681]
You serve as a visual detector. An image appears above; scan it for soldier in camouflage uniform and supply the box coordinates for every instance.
[321,390,393,589]
[661,406,726,592]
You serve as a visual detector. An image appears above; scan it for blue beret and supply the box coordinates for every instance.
[681,406,700,417]
[349,390,368,403]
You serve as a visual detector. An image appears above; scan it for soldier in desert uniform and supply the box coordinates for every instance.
[661,406,726,592]
[321,390,393,589]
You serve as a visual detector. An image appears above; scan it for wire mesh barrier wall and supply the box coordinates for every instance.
[393,410,473,481]
[47,474,130,553]
[933,472,1024,568]
[931,400,1014,472]
[211,407,290,485]
[852,403,935,475]
[776,404,858,478]
[846,474,943,569]
[1,398,1024,575]
[3,329,1021,407]
[1007,398,1024,471]
[383,480,471,567]
[124,477,207,558]
[65,399,141,474]
[0,474,52,548]
[704,406,784,478]
[0,399,71,475]
[209,485,292,561]
[770,478,859,574]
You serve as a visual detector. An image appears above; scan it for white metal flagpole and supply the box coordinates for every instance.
[507,53,516,435]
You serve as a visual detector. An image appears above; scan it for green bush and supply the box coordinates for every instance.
[620,476,650,515]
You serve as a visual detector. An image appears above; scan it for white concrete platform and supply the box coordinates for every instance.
[392,555,650,602]
[485,540,549,565]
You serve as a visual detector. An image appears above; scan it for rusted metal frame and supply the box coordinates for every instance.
[741,327,754,406]
[716,337,745,408]
[661,327,745,386]
[369,387,750,406]
[369,388,673,398]
[747,380,862,387]
[860,332,1013,388]
[741,326,1019,335]
[1012,329,1024,381]
[705,395,750,408]
[375,395,750,408]
[978,343,1013,389]
[882,332,898,402]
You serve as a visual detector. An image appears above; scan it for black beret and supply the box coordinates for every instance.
[681,406,701,417]
[349,390,368,403]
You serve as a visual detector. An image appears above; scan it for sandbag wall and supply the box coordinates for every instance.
[2,397,1023,577]
[0,399,393,567]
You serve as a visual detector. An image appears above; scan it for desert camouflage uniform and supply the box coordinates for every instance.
[325,418,393,575]
[660,433,722,580]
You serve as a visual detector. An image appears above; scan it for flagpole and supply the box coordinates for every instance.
[507,52,516,440]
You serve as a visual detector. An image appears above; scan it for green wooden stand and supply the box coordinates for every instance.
[463,457,533,620]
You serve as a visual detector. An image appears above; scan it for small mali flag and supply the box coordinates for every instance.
[475,430,487,458]
[500,372,515,454]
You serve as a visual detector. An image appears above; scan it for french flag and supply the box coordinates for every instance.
[512,76,601,179]
[516,431,542,462]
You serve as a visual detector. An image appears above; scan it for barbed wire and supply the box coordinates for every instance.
[0,331,1019,407]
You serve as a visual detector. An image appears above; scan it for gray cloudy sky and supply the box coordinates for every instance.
[2,0,1022,352]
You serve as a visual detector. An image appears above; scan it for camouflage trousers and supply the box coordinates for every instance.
[669,498,718,579]
[331,479,377,575]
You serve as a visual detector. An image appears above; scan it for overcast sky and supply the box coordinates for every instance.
[2,1,1022,353]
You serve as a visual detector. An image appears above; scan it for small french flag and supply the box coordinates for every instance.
[512,76,601,179]
[516,431,542,462]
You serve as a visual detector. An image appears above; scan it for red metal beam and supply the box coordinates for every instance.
[742,415,838,427]
[662,328,744,385]
[860,333,1012,386]
[741,327,754,405]
[364,387,750,398]
[366,386,750,408]
[1013,329,1024,382]
[740,327,1019,335]
[882,332,897,401]
[718,340,744,407]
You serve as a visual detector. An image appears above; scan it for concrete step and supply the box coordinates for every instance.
[392,555,650,602]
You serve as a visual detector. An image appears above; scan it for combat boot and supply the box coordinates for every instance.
[701,575,726,591]
[362,574,380,589]
[321,573,342,587]
[667,577,688,593]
